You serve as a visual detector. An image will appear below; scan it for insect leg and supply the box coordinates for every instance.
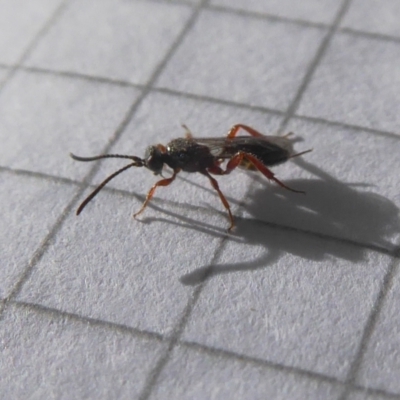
[133,169,180,218]
[181,124,193,138]
[227,124,264,139]
[202,170,235,231]
[207,164,225,175]
[282,132,294,138]
[225,152,305,193]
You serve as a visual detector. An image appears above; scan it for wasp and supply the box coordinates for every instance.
[71,124,311,230]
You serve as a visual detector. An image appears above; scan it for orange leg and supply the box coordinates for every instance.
[181,124,193,138]
[224,152,305,193]
[227,124,265,139]
[202,170,235,231]
[134,169,179,218]
[207,164,225,175]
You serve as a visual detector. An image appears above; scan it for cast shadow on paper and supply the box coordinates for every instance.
[140,158,400,286]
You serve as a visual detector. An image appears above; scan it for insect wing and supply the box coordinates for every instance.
[191,137,233,158]
[193,135,293,160]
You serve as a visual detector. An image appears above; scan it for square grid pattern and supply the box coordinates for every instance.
[1,0,400,399]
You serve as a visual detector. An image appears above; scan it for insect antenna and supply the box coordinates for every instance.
[71,151,145,215]
[70,153,142,162]
[75,162,141,215]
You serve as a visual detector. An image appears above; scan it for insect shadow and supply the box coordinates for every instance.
[177,158,400,285]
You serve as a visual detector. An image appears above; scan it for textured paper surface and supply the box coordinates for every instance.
[1,0,399,399]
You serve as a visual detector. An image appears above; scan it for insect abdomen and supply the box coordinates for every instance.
[238,144,290,167]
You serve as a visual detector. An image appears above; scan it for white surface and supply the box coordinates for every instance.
[183,241,389,379]
[150,345,342,399]
[24,0,192,84]
[156,10,326,110]
[0,70,141,179]
[298,33,400,133]
[0,172,77,298]
[341,0,400,38]
[1,0,400,399]
[356,263,400,394]
[0,304,166,399]
[0,0,63,64]
[211,0,342,25]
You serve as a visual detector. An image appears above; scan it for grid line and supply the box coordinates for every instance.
[0,0,208,321]
[338,257,400,400]
[179,339,343,386]
[340,26,400,45]
[351,386,400,400]
[278,0,352,132]
[0,63,140,89]
[2,0,398,90]
[239,4,399,397]
[0,186,87,309]
[0,0,69,94]
[0,165,82,188]
[0,300,349,389]
[1,0,399,397]
[13,300,166,343]
[7,299,400,400]
[181,339,400,400]
[0,1,79,317]
[138,237,230,399]
[137,0,359,397]
[136,1,221,396]
[3,0,400,72]
[206,4,328,30]
[151,0,400,46]
[3,62,400,143]
[2,163,397,258]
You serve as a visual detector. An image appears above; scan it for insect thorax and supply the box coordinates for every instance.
[166,138,214,172]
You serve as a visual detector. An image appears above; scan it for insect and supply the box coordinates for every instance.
[71,124,311,230]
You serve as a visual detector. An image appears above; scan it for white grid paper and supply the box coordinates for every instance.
[1,0,400,399]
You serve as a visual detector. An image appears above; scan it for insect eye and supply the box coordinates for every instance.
[145,145,164,174]
[178,152,191,162]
